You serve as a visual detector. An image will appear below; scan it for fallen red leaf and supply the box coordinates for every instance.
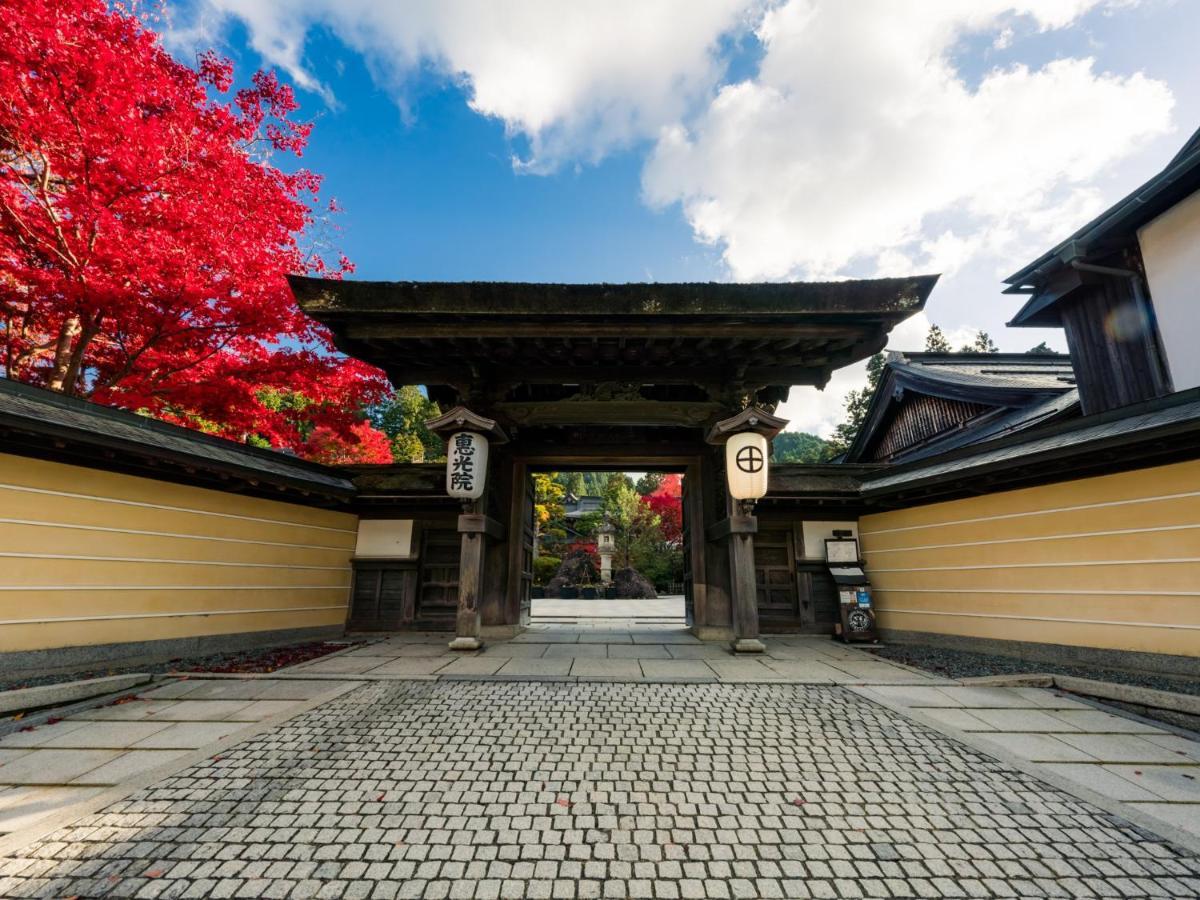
[145,870,163,878]
[556,797,570,807]
[18,726,34,733]
[376,793,386,801]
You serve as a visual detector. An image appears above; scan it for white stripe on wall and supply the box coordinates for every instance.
[0,483,357,534]
[868,558,1200,573]
[0,552,349,571]
[874,607,1200,630]
[862,523,1200,555]
[0,517,354,551]
[859,490,1200,537]
[0,605,348,626]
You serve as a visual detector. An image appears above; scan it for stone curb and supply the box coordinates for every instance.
[960,672,1200,716]
[0,673,154,717]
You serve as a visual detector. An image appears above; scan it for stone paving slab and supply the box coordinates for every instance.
[638,659,715,679]
[286,627,970,687]
[0,787,104,834]
[0,680,1197,899]
[495,659,573,678]
[569,658,642,677]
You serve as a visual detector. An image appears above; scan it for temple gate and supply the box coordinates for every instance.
[292,276,935,648]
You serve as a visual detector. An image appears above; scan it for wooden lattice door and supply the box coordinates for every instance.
[416,528,461,629]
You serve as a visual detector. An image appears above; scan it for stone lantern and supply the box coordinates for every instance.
[597,520,616,585]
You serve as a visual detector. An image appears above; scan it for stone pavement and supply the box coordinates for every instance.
[290,627,949,686]
[0,678,357,839]
[0,680,1198,899]
[855,684,1200,845]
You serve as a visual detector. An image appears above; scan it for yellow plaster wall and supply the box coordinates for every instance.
[0,452,358,653]
[859,458,1200,657]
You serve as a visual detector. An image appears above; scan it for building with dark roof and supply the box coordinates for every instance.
[1004,124,1200,415]
[843,351,1078,464]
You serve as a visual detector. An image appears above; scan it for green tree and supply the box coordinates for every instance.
[827,352,886,456]
[960,330,999,353]
[556,471,586,498]
[925,324,952,353]
[602,474,643,568]
[771,432,834,463]
[532,473,566,559]
[635,472,665,496]
[1027,341,1056,355]
[371,386,445,462]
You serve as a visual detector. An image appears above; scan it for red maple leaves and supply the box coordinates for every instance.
[644,473,683,545]
[0,0,391,461]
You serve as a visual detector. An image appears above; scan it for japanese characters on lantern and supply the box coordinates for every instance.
[446,431,489,500]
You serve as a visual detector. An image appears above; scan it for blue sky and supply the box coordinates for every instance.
[161,1,1200,434]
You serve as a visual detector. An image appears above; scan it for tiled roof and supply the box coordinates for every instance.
[844,351,1078,464]
[861,389,1200,494]
[0,378,354,497]
[891,352,1075,391]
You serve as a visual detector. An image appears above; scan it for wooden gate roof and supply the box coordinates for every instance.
[290,276,936,393]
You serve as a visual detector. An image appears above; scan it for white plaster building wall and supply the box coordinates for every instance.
[801,520,859,560]
[1138,189,1200,392]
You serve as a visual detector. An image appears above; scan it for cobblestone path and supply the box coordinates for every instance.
[0,681,1197,899]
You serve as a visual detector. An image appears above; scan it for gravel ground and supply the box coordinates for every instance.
[0,640,358,693]
[868,643,1200,696]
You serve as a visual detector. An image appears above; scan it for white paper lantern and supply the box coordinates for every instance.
[725,431,769,500]
[446,431,489,500]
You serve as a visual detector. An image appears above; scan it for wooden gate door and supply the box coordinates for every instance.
[415,527,460,629]
[754,527,798,627]
[518,472,536,625]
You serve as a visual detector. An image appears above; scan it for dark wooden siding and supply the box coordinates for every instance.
[872,395,993,461]
[1061,276,1172,416]
[753,520,841,633]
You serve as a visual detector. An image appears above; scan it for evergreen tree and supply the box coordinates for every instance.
[925,324,952,352]
[371,386,445,462]
[1027,341,1056,355]
[771,432,835,463]
[827,352,886,456]
[960,330,999,353]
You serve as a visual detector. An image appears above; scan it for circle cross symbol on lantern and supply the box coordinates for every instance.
[724,431,770,500]
[736,444,764,474]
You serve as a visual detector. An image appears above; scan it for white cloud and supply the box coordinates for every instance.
[642,0,1173,280]
[180,0,756,171]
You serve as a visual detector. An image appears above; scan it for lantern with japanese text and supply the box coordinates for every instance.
[424,406,509,505]
[446,430,488,500]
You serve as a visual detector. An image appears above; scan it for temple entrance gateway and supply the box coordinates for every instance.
[293,276,935,649]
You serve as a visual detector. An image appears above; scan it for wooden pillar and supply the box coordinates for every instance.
[707,503,764,652]
[449,506,504,650]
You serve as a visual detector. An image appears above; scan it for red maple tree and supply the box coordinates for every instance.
[643,473,684,545]
[0,0,391,461]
